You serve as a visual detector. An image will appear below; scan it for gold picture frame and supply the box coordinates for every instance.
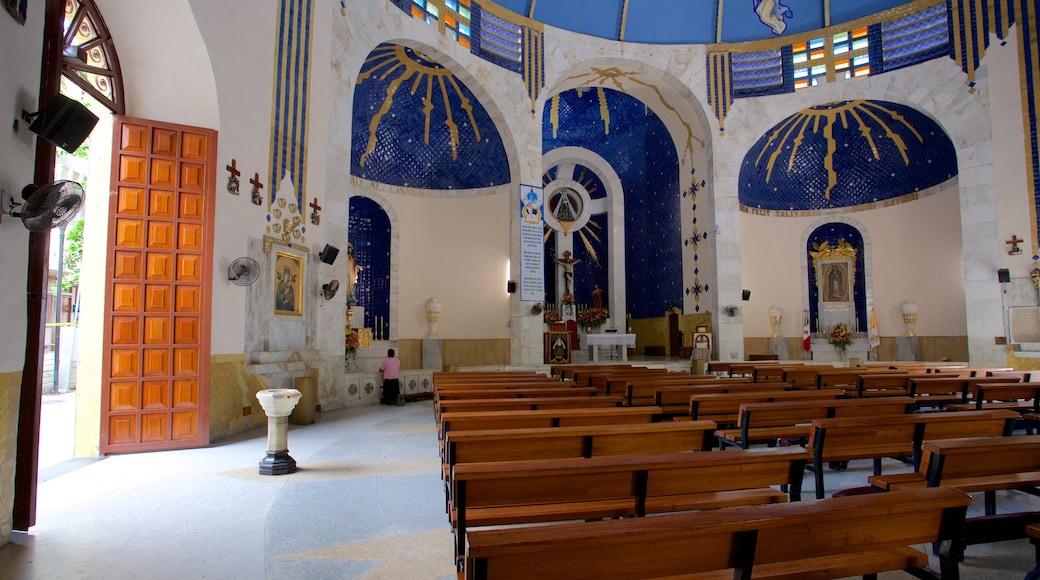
[274,251,303,316]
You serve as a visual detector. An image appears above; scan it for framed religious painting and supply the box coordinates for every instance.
[821,261,850,303]
[274,251,303,316]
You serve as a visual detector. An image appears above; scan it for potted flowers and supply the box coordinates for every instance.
[577,306,609,332]
[828,322,853,360]
[543,307,562,326]
[345,327,360,371]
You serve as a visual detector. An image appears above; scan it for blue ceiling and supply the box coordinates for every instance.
[491,0,912,44]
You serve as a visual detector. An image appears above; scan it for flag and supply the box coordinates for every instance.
[802,311,811,352]
[869,308,881,349]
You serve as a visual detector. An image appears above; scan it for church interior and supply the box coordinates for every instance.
[2,0,1040,577]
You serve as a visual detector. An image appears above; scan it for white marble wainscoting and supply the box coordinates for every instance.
[244,349,327,391]
[341,369,434,405]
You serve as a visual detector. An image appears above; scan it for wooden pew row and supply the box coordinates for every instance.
[440,421,718,515]
[620,375,755,406]
[585,368,678,395]
[655,382,788,417]
[569,366,665,389]
[451,447,808,565]
[439,406,662,441]
[946,382,1040,413]
[463,487,972,580]
[806,409,1021,498]
[550,363,638,379]
[433,377,570,390]
[715,396,916,449]
[690,389,845,427]
[435,395,623,422]
[434,386,596,402]
[869,434,1040,517]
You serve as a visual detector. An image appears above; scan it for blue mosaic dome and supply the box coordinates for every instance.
[739,100,958,212]
[350,44,510,190]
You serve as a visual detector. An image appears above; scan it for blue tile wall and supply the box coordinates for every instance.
[350,44,510,190]
[571,212,610,308]
[739,100,958,211]
[348,196,391,331]
[543,88,682,319]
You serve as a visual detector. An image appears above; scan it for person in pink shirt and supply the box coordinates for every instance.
[379,348,403,405]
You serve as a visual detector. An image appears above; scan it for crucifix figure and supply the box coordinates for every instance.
[225,159,240,195]
[250,172,264,206]
[1007,234,1024,255]
[554,250,581,302]
[309,197,322,225]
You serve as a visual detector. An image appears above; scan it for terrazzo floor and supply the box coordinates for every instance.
[0,399,1036,579]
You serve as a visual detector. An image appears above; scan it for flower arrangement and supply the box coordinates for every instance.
[577,306,609,328]
[828,322,853,358]
[543,307,562,325]
[345,327,360,370]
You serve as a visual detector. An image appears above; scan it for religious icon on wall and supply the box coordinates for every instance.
[547,187,583,235]
[821,262,849,302]
[274,251,304,316]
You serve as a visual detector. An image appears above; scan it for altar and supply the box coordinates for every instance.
[809,337,872,363]
[583,332,636,361]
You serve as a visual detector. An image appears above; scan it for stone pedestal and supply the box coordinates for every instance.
[256,388,302,475]
[896,336,919,361]
[769,337,789,360]
[423,338,443,370]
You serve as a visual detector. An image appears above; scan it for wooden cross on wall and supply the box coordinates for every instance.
[225,159,240,195]
[1007,234,1024,255]
[309,197,322,225]
[250,172,264,206]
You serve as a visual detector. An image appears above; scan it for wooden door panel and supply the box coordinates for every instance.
[142,381,169,408]
[149,189,176,218]
[152,128,179,156]
[117,187,145,215]
[113,251,141,279]
[102,116,214,454]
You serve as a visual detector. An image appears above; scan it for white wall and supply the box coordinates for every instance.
[0,0,45,372]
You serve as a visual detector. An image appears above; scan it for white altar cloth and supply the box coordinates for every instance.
[583,333,636,361]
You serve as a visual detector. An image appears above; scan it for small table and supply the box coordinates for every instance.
[584,333,636,361]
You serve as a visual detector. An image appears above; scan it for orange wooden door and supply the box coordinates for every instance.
[101,117,216,453]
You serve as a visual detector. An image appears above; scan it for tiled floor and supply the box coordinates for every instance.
[1,396,1037,579]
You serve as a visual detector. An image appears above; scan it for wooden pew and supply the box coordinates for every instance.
[621,376,755,406]
[463,487,971,580]
[869,433,1040,510]
[783,366,822,389]
[946,382,1040,413]
[434,386,596,401]
[908,376,972,411]
[441,421,718,511]
[689,389,844,426]
[655,382,786,417]
[806,409,1020,498]
[439,406,662,440]
[1028,524,1040,567]
[451,447,808,564]
[852,373,910,398]
[435,395,623,421]
[715,396,915,449]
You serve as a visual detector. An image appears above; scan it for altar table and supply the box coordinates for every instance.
[584,333,636,361]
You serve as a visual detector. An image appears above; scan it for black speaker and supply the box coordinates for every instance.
[506,280,517,293]
[25,94,99,153]
[319,244,340,265]
[742,289,751,301]
[998,268,1011,283]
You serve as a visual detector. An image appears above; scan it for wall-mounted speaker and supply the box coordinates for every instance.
[506,280,517,293]
[742,289,751,301]
[24,94,99,153]
[997,268,1011,283]
[319,244,340,265]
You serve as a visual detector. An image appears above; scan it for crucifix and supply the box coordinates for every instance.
[225,159,240,195]
[309,197,322,225]
[1007,234,1024,255]
[250,172,264,206]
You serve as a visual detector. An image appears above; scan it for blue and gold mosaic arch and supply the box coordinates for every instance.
[739,99,957,213]
[350,43,510,190]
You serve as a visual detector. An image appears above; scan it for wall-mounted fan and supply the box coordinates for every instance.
[11,181,84,232]
[322,280,340,300]
[228,257,260,286]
